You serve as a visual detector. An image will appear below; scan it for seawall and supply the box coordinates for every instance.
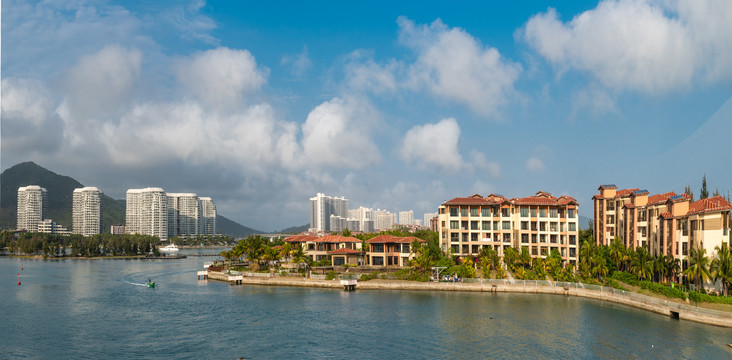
[205,271,732,328]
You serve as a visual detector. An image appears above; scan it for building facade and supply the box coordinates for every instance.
[437,192,580,267]
[593,184,731,276]
[398,210,414,225]
[366,235,424,266]
[167,193,201,237]
[309,193,348,232]
[17,185,48,232]
[126,187,169,241]
[199,197,217,235]
[73,187,103,236]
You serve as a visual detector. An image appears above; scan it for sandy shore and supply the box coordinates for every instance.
[206,271,732,328]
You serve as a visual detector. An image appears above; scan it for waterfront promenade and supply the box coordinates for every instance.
[206,271,732,328]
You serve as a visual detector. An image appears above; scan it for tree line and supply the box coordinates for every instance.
[1,231,162,257]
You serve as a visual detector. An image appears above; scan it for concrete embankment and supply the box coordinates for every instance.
[205,271,732,327]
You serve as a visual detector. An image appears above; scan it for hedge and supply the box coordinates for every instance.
[688,291,732,304]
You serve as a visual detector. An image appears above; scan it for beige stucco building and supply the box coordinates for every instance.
[437,191,580,267]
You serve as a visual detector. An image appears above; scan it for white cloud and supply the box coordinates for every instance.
[344,50,399,94]
[470,150,501,178]
[471,180,495,196]
[523,0,732,93]
[398,17,522,117]
[175,47,268,108]
[526,157,545,172]
[400,117,462,172]
[281,46,313,77]
[62,45,142,132]
[301,97,381,169]
[1,78,65,155]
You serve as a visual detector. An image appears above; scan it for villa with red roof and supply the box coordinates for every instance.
[284,234,362,264]
[437,191,580,267]
[593,185,731,276]
[365,235,425,266]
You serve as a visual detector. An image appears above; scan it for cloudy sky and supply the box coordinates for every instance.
[3,0,732,231]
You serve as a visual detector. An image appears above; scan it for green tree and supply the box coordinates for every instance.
[291,243,308,271]
[711,243,732,296]
[592,253,608,280]
[631,247,653,281]
[700,174,709,200]
[609,237,624,272]
[684,246,711,292]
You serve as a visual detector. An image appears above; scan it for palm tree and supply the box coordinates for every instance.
[666,256,681,284]
[609,237,624,272]
[684,246,711,292]
[291,243,308,271]
[592,254,609,280]
[655,255,669,283]
[262,246,281,270]
[631,247,653,281]
[279,242,293,263]
[579,240,595,278]
[519,247,531,269]
[711,243,732,296]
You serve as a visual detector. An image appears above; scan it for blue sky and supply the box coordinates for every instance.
[3,0,732,231]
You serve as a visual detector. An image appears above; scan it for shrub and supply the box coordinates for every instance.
[360,273,379,281]
[325,271,338,280]
[611,271,639,286]
[638,280,686,300]
[689,291,732,304]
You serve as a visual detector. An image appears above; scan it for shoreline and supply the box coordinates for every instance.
[206,271,732,328]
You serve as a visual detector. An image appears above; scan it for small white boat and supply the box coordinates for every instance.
[160,243,179,253]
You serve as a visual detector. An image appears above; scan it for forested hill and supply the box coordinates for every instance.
[0,161,259,237]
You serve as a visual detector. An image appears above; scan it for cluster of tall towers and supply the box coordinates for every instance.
[16,185,216,240]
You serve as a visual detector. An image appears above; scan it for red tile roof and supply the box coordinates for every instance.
[283,235,317,243]
[367,235,425,244]
[512,192,578,206]
[646,191,687,205]
[688,196,732,215]
[444,196,496,205]
[328,248,362,255]
[659,212,673,219]
[616,188,640,197]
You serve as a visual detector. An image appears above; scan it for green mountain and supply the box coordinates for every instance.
[276,223,309,234]
[0,161,260,237]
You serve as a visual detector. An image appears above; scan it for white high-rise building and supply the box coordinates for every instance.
[73,187,103,236]
[199,197,216,235]
[373,209,397,231]
[167,193,200,237]
[309,193,349,232]
[423,212,438,228]
[126,187,168,241]
[17,185,48,232]
[399,210,414,225]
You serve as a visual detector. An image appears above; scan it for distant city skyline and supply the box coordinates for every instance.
[3,1,731,231]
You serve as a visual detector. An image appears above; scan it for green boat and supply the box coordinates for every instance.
[147,279,155,288]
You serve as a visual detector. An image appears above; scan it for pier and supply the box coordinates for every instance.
[197,271,208,280]
[340,279,357,291]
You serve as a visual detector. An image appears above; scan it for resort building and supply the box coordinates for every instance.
[424,212,438,228]
[593,185,732,275]
[284,234,363,263]
[167,193,201,237]
[199,197,217,235]
[399,210,414,225]
[110,225,126,234]
[17,185,48,232]
[73,187,103,236]
[366,235,424,266]
[437,192,580,267]
[38,219,70,235]
[309,193,348,232]
[126,187,169,241]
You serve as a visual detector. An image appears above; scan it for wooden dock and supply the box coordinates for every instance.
[144,255,187,260]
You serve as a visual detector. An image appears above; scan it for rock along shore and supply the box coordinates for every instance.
[206,271,732,328]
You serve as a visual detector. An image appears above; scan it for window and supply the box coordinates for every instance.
[461,221,468,230]
[532,247,538,256]
[451,245,459,253]
[540,234,546,243]
[531,222,537,231]
[471,233,478,242]
[470,221,478,230]
[451,233,459,242]
[372,256,384,265]
[470,208,478,217]
[550,235,557,243]
[472,245,479,254]
[568,223,576,231]
[502,221,511,230]
[450,208,458,217]
[462,233,469,241]
[521,221,529,230]
[371,244,384,252]
[450,221,459,229]
[568,209,575,218]
[550,222,558,232]
[560,223,565,232]
[569,235,576,245]
[539,208,546,217]
[549,208,558,218]
[531,234,537,243]
[493,221,499,230]
[540,222,547,231]
[638,226,646,237]
[461,208,468,217]
[522,234,529,243]
[482,208,491,217]
[530,208,537,217]
[521,208,529,217]
[501,208,510,217]
[503,234,511,242]
[482,221,491,230]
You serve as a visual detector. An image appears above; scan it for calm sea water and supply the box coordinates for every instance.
[2,249,731,359]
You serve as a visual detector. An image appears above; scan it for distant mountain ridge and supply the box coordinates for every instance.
[0,161,259,237]
[275,223,309,234]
